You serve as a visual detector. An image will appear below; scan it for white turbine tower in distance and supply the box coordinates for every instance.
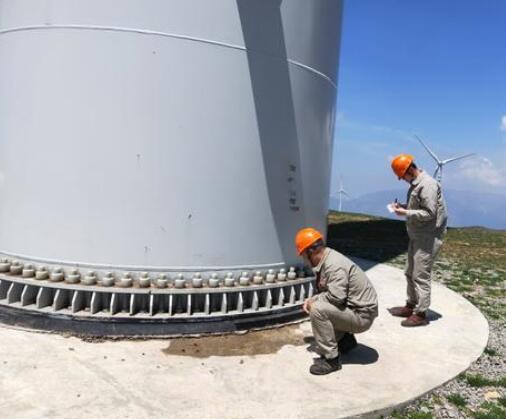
[414,135,475,183]
[336,177,350,212]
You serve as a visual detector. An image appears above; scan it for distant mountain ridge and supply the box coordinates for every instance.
[329,189,506,230]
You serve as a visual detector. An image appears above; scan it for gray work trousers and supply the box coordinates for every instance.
[309,300,374,359]
[405,235,443,314]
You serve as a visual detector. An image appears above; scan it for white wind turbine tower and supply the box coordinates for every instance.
[414,135,475,183]
[337,177,350,212]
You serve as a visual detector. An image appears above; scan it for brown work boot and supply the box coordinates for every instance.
[388,304,414,318]
[309,356,342,375]
[401,313,428,327]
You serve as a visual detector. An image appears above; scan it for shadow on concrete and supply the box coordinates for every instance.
[351,258,381,272]
[303,336,318,352]
[303,337,379,365]
[426,309,443,322]
[327,218,409,265]
[341,344,379,365]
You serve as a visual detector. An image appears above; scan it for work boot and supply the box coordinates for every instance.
[388,304,414,318]
[338,333,358,354]
[309,356,342,375]
[401,312,428,327]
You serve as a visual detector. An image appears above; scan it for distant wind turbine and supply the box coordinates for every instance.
[336,177,350,212]
[414,135,475,183]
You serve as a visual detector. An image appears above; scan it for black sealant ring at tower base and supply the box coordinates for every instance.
[0,304,307,337]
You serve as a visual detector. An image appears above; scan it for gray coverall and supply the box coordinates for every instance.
[405,171,448,314]
[310,248,378,359]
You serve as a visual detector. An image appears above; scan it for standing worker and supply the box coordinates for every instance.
[295,228,378,375]
[389,154,448,327]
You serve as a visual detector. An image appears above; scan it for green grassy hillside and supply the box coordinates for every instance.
[328,210,506,269]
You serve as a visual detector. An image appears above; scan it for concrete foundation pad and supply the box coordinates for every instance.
[0,261,488,419]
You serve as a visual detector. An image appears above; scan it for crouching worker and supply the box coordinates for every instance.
[295,228,378,375]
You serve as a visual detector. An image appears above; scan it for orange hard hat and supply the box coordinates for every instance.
[391,154,414,179]
[295,228,324,255]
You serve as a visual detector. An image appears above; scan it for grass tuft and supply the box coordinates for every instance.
[464,373,506,388]
[472,401,506,419]
[390,411,433,419]
[447,393,467,407]
[484,347,498,356]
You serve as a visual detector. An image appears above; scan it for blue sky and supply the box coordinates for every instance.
[331,0,506,199]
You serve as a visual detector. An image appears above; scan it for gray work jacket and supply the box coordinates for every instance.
[406,171,448,239]
[313,248,378,317]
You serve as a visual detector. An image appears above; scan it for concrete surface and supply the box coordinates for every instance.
[0,261,488,419]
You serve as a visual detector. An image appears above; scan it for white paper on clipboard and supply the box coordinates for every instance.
[386,204,396,213]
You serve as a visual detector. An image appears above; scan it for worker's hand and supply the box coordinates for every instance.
[303,298,313,314]
[394,206,408,216]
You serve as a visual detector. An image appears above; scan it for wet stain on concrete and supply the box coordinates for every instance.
[162,325,307,358]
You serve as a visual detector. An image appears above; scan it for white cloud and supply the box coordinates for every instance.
[458,156,505,186]
[500,115,506,132]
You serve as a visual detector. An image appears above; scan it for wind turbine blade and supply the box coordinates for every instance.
[433,166,440,179]
[442,153,476,165]
[414,134,440,163]
[342,191,350,198]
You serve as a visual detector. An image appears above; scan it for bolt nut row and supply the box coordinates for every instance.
[83,271,97,286]
[102,272,115,287]
[0,258,307,289]
[0,258,11,272]
[36,266,49,280]
[10,261,23,275]
[49,267,64,282]
[22,264,35,278]
[66,269,81,284]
